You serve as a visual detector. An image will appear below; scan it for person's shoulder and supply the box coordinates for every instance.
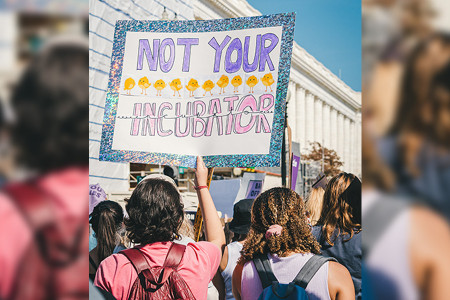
[187,241,221,257]
[328,260,351,278]
[327,260,354,297]
[98,252,130,271]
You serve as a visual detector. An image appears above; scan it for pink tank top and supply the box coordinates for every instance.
[241,253,331,300]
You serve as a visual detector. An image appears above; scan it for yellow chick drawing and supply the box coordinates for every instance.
[217,75,229,94]
[170,78,183,97]
[261,73,275,92]
[186,79,199,97]
[246,75,258,93]
[138,77,151,95]
[202,80,215,96]
[154,79,166,96]
[231,75,242,93]
[124,77,135,95]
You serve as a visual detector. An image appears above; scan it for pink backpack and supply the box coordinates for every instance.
[119,243,196,300]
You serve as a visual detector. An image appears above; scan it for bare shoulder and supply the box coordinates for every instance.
[410,206,450,294]
[232,262,244,300]
[328,261,354,300]
[410,206,450,260]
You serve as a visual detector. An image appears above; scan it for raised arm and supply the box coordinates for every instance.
[195,156,226,251]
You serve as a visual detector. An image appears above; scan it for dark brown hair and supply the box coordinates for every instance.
[125,179,184,245]
[239,187,320,264]
[316,173,361,246]
[11,42,88,173]
[89,200,124,263]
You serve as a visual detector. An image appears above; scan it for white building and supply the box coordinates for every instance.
[89,0,361,193]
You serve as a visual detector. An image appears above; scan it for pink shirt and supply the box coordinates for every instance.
[94,241,221,300]
[0,167,89,299]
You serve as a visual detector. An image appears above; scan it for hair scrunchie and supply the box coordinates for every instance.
[265,224,283,239]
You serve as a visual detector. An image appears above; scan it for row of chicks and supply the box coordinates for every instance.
[123,73,275,97]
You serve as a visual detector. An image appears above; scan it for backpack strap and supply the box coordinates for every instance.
[3,182,54,230]
[4,182,85,267]
[120,243,187,285]
[163,243,186,269]
[253,255,278,289]
[362,196,408,256]
[293,255,337,289]
[120,248,150,275]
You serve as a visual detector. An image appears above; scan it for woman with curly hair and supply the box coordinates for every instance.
[232,187,354,300]
[94,156,225,300]
[312,173,362,299]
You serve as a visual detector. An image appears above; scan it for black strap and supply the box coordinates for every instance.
[253,255,278,289]
[293,255,337,289]
[362,196,408,256]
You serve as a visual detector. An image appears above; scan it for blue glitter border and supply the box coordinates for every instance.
[99,13,296,168]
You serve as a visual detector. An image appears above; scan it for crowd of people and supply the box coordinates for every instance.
[89,156,362,300]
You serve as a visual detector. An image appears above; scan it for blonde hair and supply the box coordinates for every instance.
[178,213,195,240]
[306,187,325,226]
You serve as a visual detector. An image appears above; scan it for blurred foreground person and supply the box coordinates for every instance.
[89,201,125,281]
[0,38,89,299]
[363,32,450,300]
[219,199,253,300]
[379,33,450,220]
[233,188,354,300]
[312,173,362,299]
[94,156,225,300]
[305,173,328,226]
[363,131,450,300]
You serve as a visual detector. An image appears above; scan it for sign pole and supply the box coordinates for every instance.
[193,167,214,242]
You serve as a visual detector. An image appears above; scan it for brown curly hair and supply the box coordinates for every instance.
[238,187,320,264]
[316,173,361,246]
[124,179,184,245]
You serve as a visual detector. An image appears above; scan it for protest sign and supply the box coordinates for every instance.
[209,179,241,217]
[245,180,263,199]
[99,13,295,167]
[234,172,266,204]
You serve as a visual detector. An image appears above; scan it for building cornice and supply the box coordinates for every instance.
[194,0,361,111]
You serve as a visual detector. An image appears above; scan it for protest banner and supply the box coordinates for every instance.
[99,13,296,167]
[209,179,241,217]
[234,172,266,204]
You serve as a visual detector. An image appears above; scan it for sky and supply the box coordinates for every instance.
[246,0,361,91]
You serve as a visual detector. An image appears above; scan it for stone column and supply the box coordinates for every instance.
[356,112,362,176]
[305,91,315,147]
[296,86,306,150]
[323,104,331,149]
[314,97,323,146]
[349,120,355,173]
[287,82,296,141]
[344,117,351,171]
[337,112,344,164]
[330,108,338,152]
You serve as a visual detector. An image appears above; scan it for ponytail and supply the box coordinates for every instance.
[97,209,118,262]
[89,200,123,263]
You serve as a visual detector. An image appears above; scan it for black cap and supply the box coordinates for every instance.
[228,199,253,235]
[312,172,328,189]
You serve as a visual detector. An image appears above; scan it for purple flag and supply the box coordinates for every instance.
[291,155,300,191]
